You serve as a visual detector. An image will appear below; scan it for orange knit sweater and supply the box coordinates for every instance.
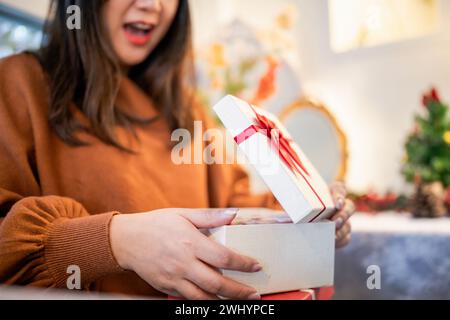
[0,53,280,297]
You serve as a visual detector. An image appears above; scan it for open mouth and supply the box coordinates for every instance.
[123,22,155,45]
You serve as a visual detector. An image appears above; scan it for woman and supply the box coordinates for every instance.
[0,0,354,299]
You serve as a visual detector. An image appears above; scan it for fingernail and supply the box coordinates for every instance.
[248,292,261,300]
[336,198,345,210]
[252,263,263,272]
[223,208,239,216]
[335,218,344,230]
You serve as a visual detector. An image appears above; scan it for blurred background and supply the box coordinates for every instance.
[0,0,449,299]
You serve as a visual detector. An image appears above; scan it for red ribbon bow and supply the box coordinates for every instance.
[234,104,326,221]
[234,105,311,178]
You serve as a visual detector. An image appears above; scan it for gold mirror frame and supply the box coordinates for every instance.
[279,97,349,182]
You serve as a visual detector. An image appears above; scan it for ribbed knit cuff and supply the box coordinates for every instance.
[44,212,125,288]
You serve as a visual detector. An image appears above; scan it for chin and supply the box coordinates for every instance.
[119,50,152,68]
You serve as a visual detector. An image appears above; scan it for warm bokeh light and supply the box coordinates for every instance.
[328,0,440,52]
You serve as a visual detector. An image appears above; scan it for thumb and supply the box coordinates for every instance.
[330,183,346,211]
[178,208,239,229]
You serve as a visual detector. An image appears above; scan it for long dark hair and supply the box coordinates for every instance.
[39,0,195,151]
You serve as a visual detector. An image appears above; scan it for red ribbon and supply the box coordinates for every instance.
[234,104,326,222]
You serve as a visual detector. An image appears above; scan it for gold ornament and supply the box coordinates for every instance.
[444,131,450,145]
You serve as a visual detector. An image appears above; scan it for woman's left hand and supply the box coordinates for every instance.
[329,182,355,249]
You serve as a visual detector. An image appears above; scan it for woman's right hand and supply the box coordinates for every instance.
[110,208,262,300]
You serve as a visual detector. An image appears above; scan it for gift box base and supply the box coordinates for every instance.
[168,287,334,300]
[208,221,335,295]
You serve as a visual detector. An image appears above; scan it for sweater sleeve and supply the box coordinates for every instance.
[0,197,123,288]
[0,54,123,288]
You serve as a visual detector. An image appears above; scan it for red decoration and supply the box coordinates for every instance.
[445,187,450,208]
[350,190,407,214]
[422,87,441,107]
[252,56,279,105]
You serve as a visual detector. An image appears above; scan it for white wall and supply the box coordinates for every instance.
[0,0,49,18]
[294,0,450,193]
[3,0,450,193]
[191,0,450,193]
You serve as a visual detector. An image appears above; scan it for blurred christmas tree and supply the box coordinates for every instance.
[403,88,450,217]
[403,88,450,187]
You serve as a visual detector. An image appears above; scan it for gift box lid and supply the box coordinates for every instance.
[213,95,335,223]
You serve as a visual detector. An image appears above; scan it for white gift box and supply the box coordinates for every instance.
[207,209,335,295]
[213,95,335,223]
[209,95,337,295]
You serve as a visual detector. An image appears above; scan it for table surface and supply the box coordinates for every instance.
[350,212,450,234]
[334,212,450,300]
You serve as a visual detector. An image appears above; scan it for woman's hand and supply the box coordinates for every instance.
[110,208,262,300]
[329,182,355,248]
